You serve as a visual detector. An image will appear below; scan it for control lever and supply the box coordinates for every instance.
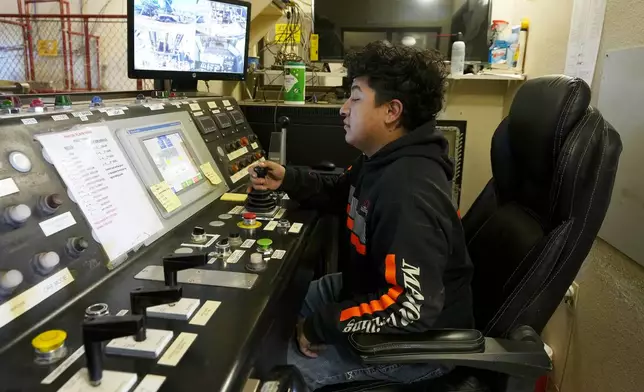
[162,252,209,287]
[130,286,182,341]
[254,165,268,179]
[82,315,143,386]
[278,116,290,165]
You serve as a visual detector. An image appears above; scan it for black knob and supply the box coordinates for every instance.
[66,236,89,258]
[254,166,268,179]
[163,253,209,287]
[192,226,205,236]
[230,232,240,239]
[83,315,144,386]
[226,143,236,152]
[235,140,242,149]
[130,286,182,341]
[278,116,290,128]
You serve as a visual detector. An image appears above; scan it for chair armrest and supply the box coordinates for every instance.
[349,329,485,355]
[349,325,552,379]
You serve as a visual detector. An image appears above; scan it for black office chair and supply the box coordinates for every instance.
[260,75,623,392]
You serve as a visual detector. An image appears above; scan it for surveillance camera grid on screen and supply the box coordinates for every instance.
[133,0,247,74]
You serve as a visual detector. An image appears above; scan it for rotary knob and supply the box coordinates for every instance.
[192,226,207,243]
[66,237,89,258]
[214,238,232,259]
[4,204,31,227]
[226,143,236,153]
[39,194,64,215]
[234,140,242,149]
[228,232,242,247]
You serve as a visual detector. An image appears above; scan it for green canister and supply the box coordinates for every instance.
[283,62,306,104]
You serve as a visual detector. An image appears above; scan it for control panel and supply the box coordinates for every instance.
[184,97,266,190]
[0,92,319,392]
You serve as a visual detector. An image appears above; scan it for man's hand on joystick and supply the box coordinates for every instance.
[247,161,285,192]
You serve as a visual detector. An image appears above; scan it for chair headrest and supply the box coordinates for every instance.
[508,75,591,184]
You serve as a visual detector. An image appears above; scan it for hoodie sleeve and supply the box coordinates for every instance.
[280,159,360,215]
[302,183,452,344]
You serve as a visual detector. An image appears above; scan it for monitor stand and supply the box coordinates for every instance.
[170,79,198,93]
[153,79,198,93]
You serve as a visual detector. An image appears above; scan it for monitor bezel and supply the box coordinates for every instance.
[127,0,252,81]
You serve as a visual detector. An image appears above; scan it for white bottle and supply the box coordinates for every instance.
[451,32,466,76]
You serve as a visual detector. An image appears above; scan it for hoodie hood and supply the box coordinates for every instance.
[364,120,454,181]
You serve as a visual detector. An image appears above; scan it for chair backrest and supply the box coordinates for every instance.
[462,75,622,338]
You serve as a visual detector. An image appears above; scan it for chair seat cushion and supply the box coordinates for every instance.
[316,368,489,392]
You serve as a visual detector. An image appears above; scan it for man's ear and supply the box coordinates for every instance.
[385,99,403,128]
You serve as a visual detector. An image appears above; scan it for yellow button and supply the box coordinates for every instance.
[32,330,67,352]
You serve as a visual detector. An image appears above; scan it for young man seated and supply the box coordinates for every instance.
[248,41,474,390]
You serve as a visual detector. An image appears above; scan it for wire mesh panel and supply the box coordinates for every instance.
[0,19,27,82]
[0,14,152,92]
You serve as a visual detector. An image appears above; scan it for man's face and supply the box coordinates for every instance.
[339,77,390,152]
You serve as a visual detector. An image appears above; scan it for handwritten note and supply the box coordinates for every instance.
[150,182,182,213]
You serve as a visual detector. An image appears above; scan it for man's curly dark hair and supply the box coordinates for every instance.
[343,41,448,131]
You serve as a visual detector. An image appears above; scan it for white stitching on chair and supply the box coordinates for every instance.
[554,84,580,168]
[503,241,539,293]
[567,116,602,219]
[510,120,607,330]
[548,111,594,219]
[485,225,565,333]
[504,223,573,335]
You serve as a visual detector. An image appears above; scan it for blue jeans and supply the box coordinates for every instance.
[287,273,451,390]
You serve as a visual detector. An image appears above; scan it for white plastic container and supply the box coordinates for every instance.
[451,33,466,76]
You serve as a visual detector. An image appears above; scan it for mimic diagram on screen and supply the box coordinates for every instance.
[133,0,247,74]
[143,133,203,194]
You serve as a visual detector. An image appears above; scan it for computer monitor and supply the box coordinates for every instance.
[127,0,251,82]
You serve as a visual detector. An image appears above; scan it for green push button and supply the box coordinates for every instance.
[54,95,72,107]
[1,99,12,109]
[257,238,273,248]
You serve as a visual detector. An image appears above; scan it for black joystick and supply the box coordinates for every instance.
[162,252,209,287]
[83,315,143,386]
[130,286,182,341]
[279,116,290,128]
[245,166,277,214]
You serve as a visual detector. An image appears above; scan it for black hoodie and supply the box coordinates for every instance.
[281,121,474,344]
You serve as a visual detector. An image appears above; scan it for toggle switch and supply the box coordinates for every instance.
[66,236,89,258]
[83,315,144,386]
[38,193,63,215]
[33,251,60,275]
[4,204,31,227]
[0,269,23,296]
[8,151,32,173]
